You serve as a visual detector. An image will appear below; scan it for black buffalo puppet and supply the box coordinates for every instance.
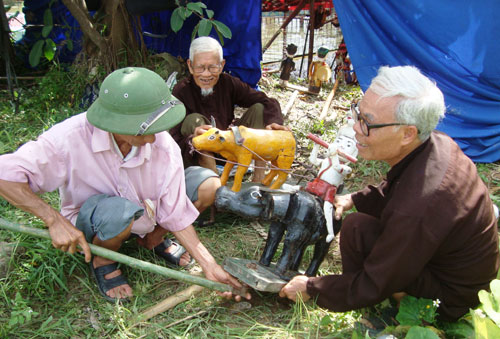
[215,185,342,280]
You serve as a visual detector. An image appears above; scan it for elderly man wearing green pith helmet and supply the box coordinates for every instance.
[0,67,250,302]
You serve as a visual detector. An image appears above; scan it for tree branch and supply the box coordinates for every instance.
[61,0,106,52]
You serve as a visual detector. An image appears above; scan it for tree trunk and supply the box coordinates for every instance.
[61,0,146,72]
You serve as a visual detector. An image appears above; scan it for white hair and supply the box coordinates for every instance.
[189,36,223,62]
[369,65,445,141]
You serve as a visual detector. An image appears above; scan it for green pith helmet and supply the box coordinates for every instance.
[87,67,186,135]
[317,46,330,58]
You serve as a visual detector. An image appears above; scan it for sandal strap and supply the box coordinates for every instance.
[92,263,129,291]
[153,238,187,266]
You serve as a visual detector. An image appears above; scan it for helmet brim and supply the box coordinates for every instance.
[87,94,186,135]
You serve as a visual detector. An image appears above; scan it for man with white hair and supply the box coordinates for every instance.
[279,65,499,321]
[170,37,288,197]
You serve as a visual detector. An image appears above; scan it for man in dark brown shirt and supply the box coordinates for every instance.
[279,65,499,321]
[170,36,287,182]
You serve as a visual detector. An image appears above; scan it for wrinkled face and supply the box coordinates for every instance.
[333,135,358,159]
[187,51,225,91]
[215,186,270,219]
[354,89,407,166]
[113,133,156,147]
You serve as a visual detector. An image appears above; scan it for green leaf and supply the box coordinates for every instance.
[406,326,440,339]
[29,40,45,67]
[320,315,332,326]
[205,9,214,19]
[8,316,18,326]
[215,28,225,46]
[43,39,56,61]
[197,19,213,37]
[170,7,185,33]
[43,9,53,26]
[396,296,423,326]
[191,22,200,41]
[479,279,500,327]
[42,25,53,38]
[40,315,54,331]
[472,310,500,339]
[187,2,205,16]
[181,7,192,19]
[212,19,232,39]
[66,39,73,51]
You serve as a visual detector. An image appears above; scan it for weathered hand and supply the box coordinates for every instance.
[265,123,291,131]
[47,215,91,262]
[194,124,213,137]
[334,193,354,220]
[279,275,310,302]
[204,263,252,301]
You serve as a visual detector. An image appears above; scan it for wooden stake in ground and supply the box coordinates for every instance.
[282,90,299,117]
[136,284,205,322]
[319,76,340,121]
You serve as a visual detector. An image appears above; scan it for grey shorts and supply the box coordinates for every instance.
[185,166,219,202]
[76,166,218,242]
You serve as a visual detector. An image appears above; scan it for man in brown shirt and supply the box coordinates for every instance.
[279,65,499,321]
[170,36,287,182]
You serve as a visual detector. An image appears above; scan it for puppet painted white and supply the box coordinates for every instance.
[307,120,358,242]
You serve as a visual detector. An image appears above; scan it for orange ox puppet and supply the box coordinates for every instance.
[192,126,296,192]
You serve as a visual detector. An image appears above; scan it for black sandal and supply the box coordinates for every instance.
[90,260,130,303]
[153,238,194,268]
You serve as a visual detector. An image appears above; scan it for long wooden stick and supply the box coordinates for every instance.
[0,217,246,296]
[282,90,299,117]
[136,285,205,322]
[319,77,340,121]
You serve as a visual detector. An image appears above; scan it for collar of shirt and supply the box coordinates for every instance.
[387,136,431,185]
[89,125,152,168]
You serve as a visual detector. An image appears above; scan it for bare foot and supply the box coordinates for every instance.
[93,256,133,299]
[164,242,192,267]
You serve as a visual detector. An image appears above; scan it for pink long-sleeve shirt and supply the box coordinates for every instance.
[0,113,199,236]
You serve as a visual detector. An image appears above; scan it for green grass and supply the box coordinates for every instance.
[0,64,499,338]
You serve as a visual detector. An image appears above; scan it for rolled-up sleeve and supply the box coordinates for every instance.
[0,135,67,194]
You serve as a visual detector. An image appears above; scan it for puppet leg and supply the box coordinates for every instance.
[324,201,335,242]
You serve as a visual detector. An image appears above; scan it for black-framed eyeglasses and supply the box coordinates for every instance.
[350,102,406,136]
[192,64,222,74]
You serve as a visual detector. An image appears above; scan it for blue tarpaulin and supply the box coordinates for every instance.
[19,0,262,88]
[333,0,500,162]
[139,0,262,87]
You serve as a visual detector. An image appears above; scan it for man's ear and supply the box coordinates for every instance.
[221,59,226,68]
[402,125,419,145]
[187,59,194,74]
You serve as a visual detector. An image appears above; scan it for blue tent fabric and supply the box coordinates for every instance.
[333,0,500,162]
[138,0,262,87]
[18,1,262,88]
[19,0,83,65]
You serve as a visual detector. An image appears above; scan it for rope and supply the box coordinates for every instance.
[189,143,313,181]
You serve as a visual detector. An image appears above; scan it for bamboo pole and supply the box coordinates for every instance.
[0,217,246,296]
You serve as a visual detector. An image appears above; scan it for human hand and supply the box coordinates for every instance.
[279,275,310,302]
[265,123,291,131]
[204,263,252,301]
[47,215,91,262]
[194,124,213,137]
[334,194,354,220]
